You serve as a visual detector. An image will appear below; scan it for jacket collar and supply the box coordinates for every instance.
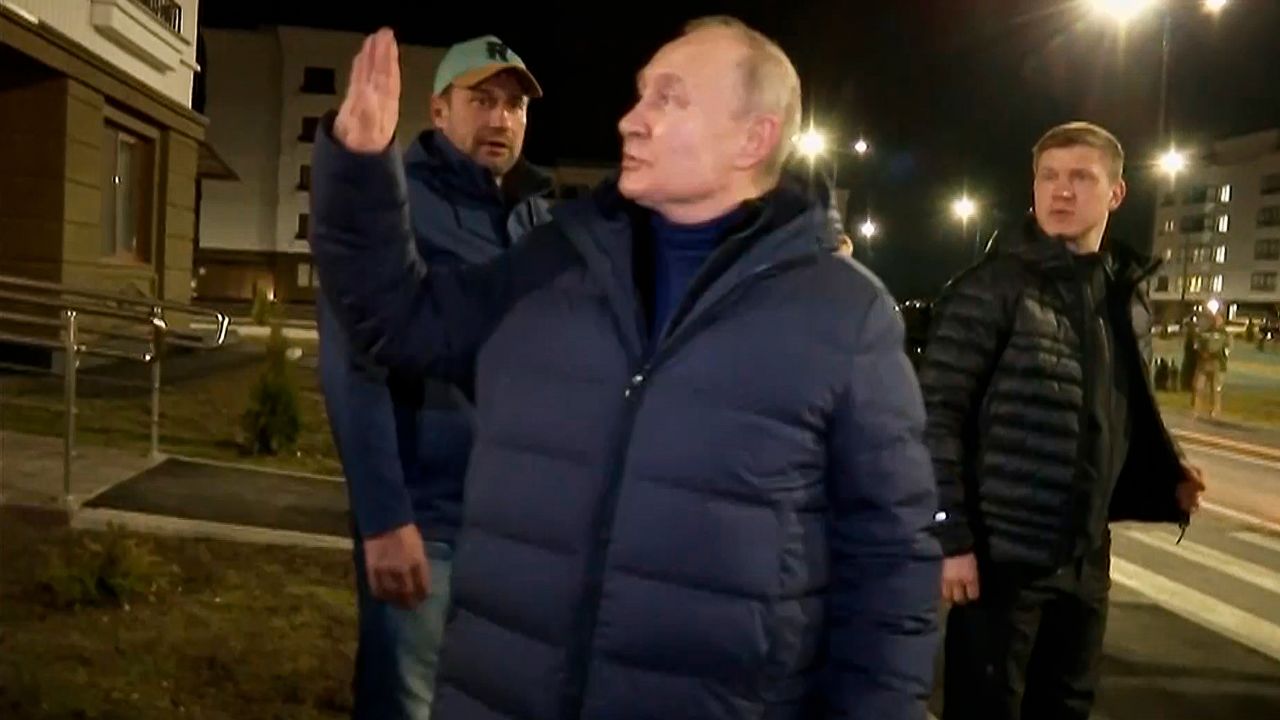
[404,129,553,208]
[994,213,1159,287]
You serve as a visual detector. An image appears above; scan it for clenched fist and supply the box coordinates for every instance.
[335,27,401,154]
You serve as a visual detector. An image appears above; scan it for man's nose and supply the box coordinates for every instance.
[618,104,645,137]
[488,105,518,129]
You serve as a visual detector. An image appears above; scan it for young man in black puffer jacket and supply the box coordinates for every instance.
[920,122,1208,720]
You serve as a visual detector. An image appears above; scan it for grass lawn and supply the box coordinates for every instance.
[0,511,356,719]
[0,337,341,476]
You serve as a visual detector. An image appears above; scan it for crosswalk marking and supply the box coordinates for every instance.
[1234,531,1280,555]
[1110,557,1280,662]
[1120,529,1280,596]
[1202,502,1280,534]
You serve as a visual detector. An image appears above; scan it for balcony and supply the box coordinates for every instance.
[91,0,190,71]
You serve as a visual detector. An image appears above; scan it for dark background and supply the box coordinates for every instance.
[200,0,1280,300]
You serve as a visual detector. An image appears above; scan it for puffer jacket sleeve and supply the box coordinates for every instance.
[917,259,1015,557]
[309,112,578,377]
[823,287,942,719]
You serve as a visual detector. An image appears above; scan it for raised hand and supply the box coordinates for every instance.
[335,28,401,154]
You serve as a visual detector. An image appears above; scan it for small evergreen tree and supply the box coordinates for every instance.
[241,323,301,455]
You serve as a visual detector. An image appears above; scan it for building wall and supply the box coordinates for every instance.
[198,28,281,254]
[6,0,199,107]
[1150,130,1280,318]
[197,26,445,303]
[0,62,66,284]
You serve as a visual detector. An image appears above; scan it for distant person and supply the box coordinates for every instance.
[316,34,551,719]
[1193,312,1230,419]
[918,121,1207,720]
[311,18,941,718]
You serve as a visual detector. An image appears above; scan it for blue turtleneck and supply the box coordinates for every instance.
[649,206,746,338]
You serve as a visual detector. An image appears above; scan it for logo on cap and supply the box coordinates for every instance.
[486,41,511,62]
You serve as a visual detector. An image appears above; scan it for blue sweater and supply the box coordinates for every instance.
[649,208,745,338]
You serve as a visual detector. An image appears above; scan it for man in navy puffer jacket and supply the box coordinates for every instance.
[316,35,551,719]
[313,17,941,720]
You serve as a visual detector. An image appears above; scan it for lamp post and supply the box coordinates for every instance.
[1158,147,1190,306]
[952,195,981,261]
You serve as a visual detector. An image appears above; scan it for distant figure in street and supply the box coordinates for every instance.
[1193,312,1231,419]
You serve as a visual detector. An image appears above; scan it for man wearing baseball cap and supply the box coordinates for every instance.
[316,33,552,719]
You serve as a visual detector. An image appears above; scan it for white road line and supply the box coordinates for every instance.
[1173,428,1280,462]
[1181,441,1280,470]
[1235,530,1280,555]
[1120,529,1280,596]
[1202,502,1280,534]
[1110,557,1280,662]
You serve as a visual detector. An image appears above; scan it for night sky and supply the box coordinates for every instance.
[200,0,1280,300]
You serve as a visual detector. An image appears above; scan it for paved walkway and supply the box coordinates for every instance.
[0,429,158,509]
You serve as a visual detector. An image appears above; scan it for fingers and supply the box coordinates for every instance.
[371,27,397,96]
[352,33,374,94]
[964,574,980,602]
[409,558,430,605]
[373,567,414,609]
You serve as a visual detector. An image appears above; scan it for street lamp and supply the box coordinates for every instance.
[1158,147,1188,177]
[858,218,878,240]
[853,138,869,156]
[1157,147,1194,307]
[1088,0,1161,24]
[952,196,983,260]
[1203,0,1229,14]
[796,128,827,161]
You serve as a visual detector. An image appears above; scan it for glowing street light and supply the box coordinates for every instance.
[1206,298,1221,315]
[796,128,827,160]
[1203,0,1229,14]
[858,218,878,240]
[1157,147,1188,178]
[853,138,869,155]
[952,196,977,223]
[1088,0,1161,24]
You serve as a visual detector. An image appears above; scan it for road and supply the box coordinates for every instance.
[929,435,1280,719]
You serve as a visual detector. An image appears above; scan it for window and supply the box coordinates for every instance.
[1155,276,1169,292]
[1180,214,1208,233]
[1262,172,1280,195]
[1184,186,1210,204]
[1160,219,1175,235]
[1219,184,1232,203]
[297,262,313,288]
[1216,214,1230,233]
[300,67,336,95]
[100,123,154,262]
[298,116,320,143]
[295,213,310,240]
[1214,245,1227,263]
[1259,205,1280,227]
[1160,191,1177,206]
[1162,246,1174,261]
[297,164,311,191]
[1187,275,1204,294]
[1211,275,1223,293]
[1256,238,1280,260]
[1252,272,1278,292]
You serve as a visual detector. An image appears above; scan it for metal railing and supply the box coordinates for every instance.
[130,0,183,36]
[0,273,229,510]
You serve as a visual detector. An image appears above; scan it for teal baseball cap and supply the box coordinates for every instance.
[432,35,543,99]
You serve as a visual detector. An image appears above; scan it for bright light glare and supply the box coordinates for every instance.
[1203,0,1228,13]
[1206,298,1221,315]
[859,218,878,239]
[952,196,977,222]
[1158,148,1188,177]
[853,138,869,155]
[1088,0,1161,24]
[796,129,827,159]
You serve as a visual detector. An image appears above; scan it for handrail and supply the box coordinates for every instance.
[0,273,232,510]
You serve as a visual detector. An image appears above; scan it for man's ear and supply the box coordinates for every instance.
[736,113,782,172]
[1109,177,1128,211]
[429,92,449,129]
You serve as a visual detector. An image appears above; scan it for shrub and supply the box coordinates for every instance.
[241,323,301,455]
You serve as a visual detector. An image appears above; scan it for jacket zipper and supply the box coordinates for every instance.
[560,255,820,718]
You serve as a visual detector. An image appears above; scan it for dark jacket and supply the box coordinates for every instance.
[920,216,1187,568]
[310,118,941,720]
[317,130,552,541]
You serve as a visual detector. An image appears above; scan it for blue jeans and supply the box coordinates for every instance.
[351,536,453,720]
